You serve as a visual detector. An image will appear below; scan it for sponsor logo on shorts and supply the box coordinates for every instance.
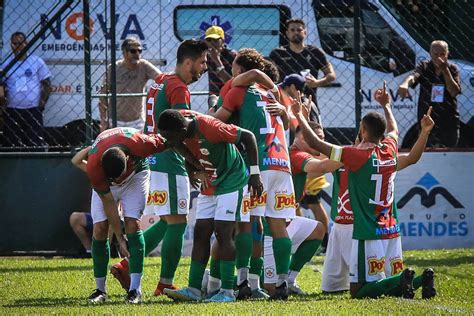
[274,193,296,210]
[368,257,385,275]
[225,210,234,215]
[178,199,187,209]
[242,192,267,214]
[147,190,168,206]
[265,267,275,278]
[391,258,404,275]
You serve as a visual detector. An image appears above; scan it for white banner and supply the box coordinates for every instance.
[142,152,473,256]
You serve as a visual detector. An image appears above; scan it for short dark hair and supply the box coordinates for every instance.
[157,109,186,132]
[286,18,306,29]
[262,59,280,83]
[361,112,386,140]
[121,37,141,51]
[176,39,208,64]
[101,147,127,180]
[295,121,322,134]
[11,32,26,42]
[234,48,265,72]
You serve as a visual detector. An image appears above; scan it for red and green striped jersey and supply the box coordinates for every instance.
[180,110,248,196]
[223,84,290,173]
[289,145,313,202]
[331,136,399,240]
[87,127,165,195]
[330,168,354,225]
[144,73,190,175]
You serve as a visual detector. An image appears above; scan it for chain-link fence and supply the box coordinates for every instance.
[1,0,473,151]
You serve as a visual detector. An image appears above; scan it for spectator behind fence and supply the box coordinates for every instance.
[0,31,51,147]
[204,26,236,106]
[398,40,461,147]
[269,18,336,125]
[99,37,161,132]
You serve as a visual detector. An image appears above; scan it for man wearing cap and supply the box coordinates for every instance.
[204,26,237,105]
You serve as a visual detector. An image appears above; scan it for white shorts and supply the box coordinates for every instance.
[91,169,150,224]
[112,118,145,131]
[264,216,318,283]
[321,223,353,292]
[250,170,296,219]
[144,171,190,216]
[349,236,404,284]
[196,187,249,222]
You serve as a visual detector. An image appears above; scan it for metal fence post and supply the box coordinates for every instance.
[110,0,117,128]
[354,0,361,133]
[83,0,92,145]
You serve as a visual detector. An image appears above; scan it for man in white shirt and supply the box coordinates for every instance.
[1,31,51,147]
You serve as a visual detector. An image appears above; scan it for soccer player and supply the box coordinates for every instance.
[110,39,208,296]
[71,127,201,304]
[215,48,296,300]
[321,107,436,296]
[160,109,263,303]
[292,82,436,299]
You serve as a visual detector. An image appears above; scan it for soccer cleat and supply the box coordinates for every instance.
[399,268,415,299]
[270,281,289,301]
[288,282,306,295]
[164,287,201,302]
[235,280,252,300]
[251,288,270,300]
[205,289,220,300]
[154,282,178,296]
[110,260,130,291]
[421,268,436,299]
[126,289,142,304]
[88,289,107,304]
[204,289,236,303]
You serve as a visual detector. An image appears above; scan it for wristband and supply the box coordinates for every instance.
[216,66,225,73]
[250,165,260,175]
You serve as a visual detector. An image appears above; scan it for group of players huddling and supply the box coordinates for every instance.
[72,39,436,304]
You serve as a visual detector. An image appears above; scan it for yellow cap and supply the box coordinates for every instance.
[205,26,225,40]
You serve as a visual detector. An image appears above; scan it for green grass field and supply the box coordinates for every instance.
[1,249,473,314]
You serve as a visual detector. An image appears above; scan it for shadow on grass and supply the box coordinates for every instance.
[2,295,195,308]
[404,255,473,267]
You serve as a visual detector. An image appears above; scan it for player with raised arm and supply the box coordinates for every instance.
[321,107,435,294]
[71,127,201,304]
[110,39,208,296]
[292,81,436,299]
[160,109,263,303]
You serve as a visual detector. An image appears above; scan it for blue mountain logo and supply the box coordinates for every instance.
[397,173,463,209]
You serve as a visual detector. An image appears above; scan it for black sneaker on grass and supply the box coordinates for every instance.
[421,268,436,299]
[126,289,142,304]
[235,280,252,300]
[270,281,289,301]
[88,289,107,304]
[400,268,415,299]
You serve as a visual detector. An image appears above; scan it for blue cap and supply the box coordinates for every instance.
[281,74,305,92]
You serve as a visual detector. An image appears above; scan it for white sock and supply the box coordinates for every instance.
[86,249,92,254]
[160,277,173,285]
[248,273,260,290]
[288,270,299,284]
[276,274,287,287]
[208,276,221,294]
[129,273,142,293]
[237,267,249,286]
[95,277,106,293]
